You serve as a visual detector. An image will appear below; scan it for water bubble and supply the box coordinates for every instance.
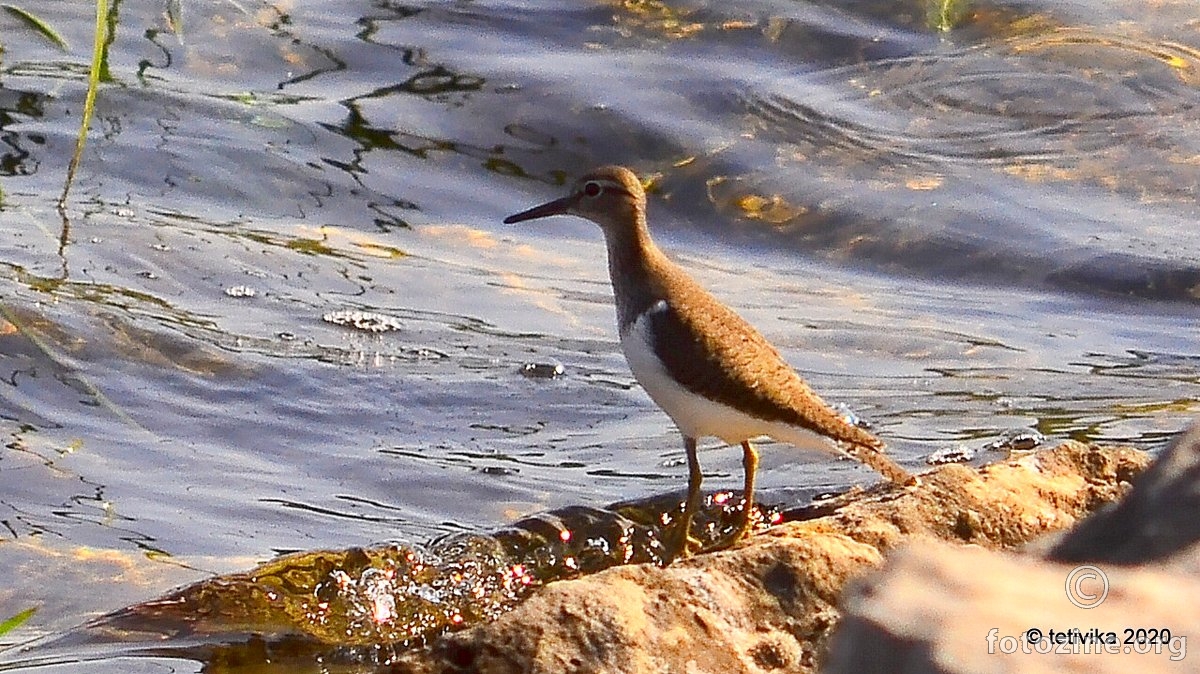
[478,465,518,476]
[224,285,257,298]
[520,361,565,379]
[926,444,977,465]
[323,310,403,333]
[834,403,873,430]
[982,429,1045,453]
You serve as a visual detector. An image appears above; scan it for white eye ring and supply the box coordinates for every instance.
[583,181,603,197]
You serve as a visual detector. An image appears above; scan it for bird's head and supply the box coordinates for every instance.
[503,165,647,236]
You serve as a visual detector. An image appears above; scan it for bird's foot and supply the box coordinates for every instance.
[659,519,704,565]
[700,497,756,553]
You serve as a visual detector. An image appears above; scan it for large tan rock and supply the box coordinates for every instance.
[826,424,1200,674]
[825,543,1195,674]
[1049,423,1200,566]
[395,441,1148,674]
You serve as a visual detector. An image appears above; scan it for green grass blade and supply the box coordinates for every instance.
[0,607,36,636]
[1,5,69,50]
[58,0,110,209]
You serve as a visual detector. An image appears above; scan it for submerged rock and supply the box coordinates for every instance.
[42,497,782,667]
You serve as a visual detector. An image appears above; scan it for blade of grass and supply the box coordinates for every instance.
[58,0,110,209]
[0,607,36,636]
[1,5,68,50]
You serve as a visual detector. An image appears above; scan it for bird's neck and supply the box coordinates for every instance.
[604,214,672,332]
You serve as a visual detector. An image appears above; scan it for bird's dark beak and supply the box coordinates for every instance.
[503,195,575,224]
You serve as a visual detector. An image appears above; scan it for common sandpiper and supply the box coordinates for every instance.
[504,165,911,563]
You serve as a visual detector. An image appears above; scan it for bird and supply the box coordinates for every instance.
[503,165,911,563]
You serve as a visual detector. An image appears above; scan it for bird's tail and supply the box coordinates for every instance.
[845,442,915,485]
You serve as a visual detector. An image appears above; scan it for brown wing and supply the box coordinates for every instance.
[643,273,882,450]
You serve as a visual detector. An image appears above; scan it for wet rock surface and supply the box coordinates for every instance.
[392,440,1150,674]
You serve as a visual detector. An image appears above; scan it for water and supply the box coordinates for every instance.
[2,0,1199,670]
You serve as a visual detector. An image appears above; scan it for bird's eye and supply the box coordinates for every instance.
[582,181,603,197]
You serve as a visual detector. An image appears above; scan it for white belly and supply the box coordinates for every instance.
[619,308,839,454]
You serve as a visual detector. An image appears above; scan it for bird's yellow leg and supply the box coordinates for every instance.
[707,440,759,552]
[662,436,704,565]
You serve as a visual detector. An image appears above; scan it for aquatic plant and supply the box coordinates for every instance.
[0,607,36,637]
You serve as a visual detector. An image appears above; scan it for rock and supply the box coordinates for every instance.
[1049,423,1200,565]
[826,425,1200,674]
[825,543,1196,674]
[394,441,1148,674]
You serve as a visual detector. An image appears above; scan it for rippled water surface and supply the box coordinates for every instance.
[2,0,1200,670]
